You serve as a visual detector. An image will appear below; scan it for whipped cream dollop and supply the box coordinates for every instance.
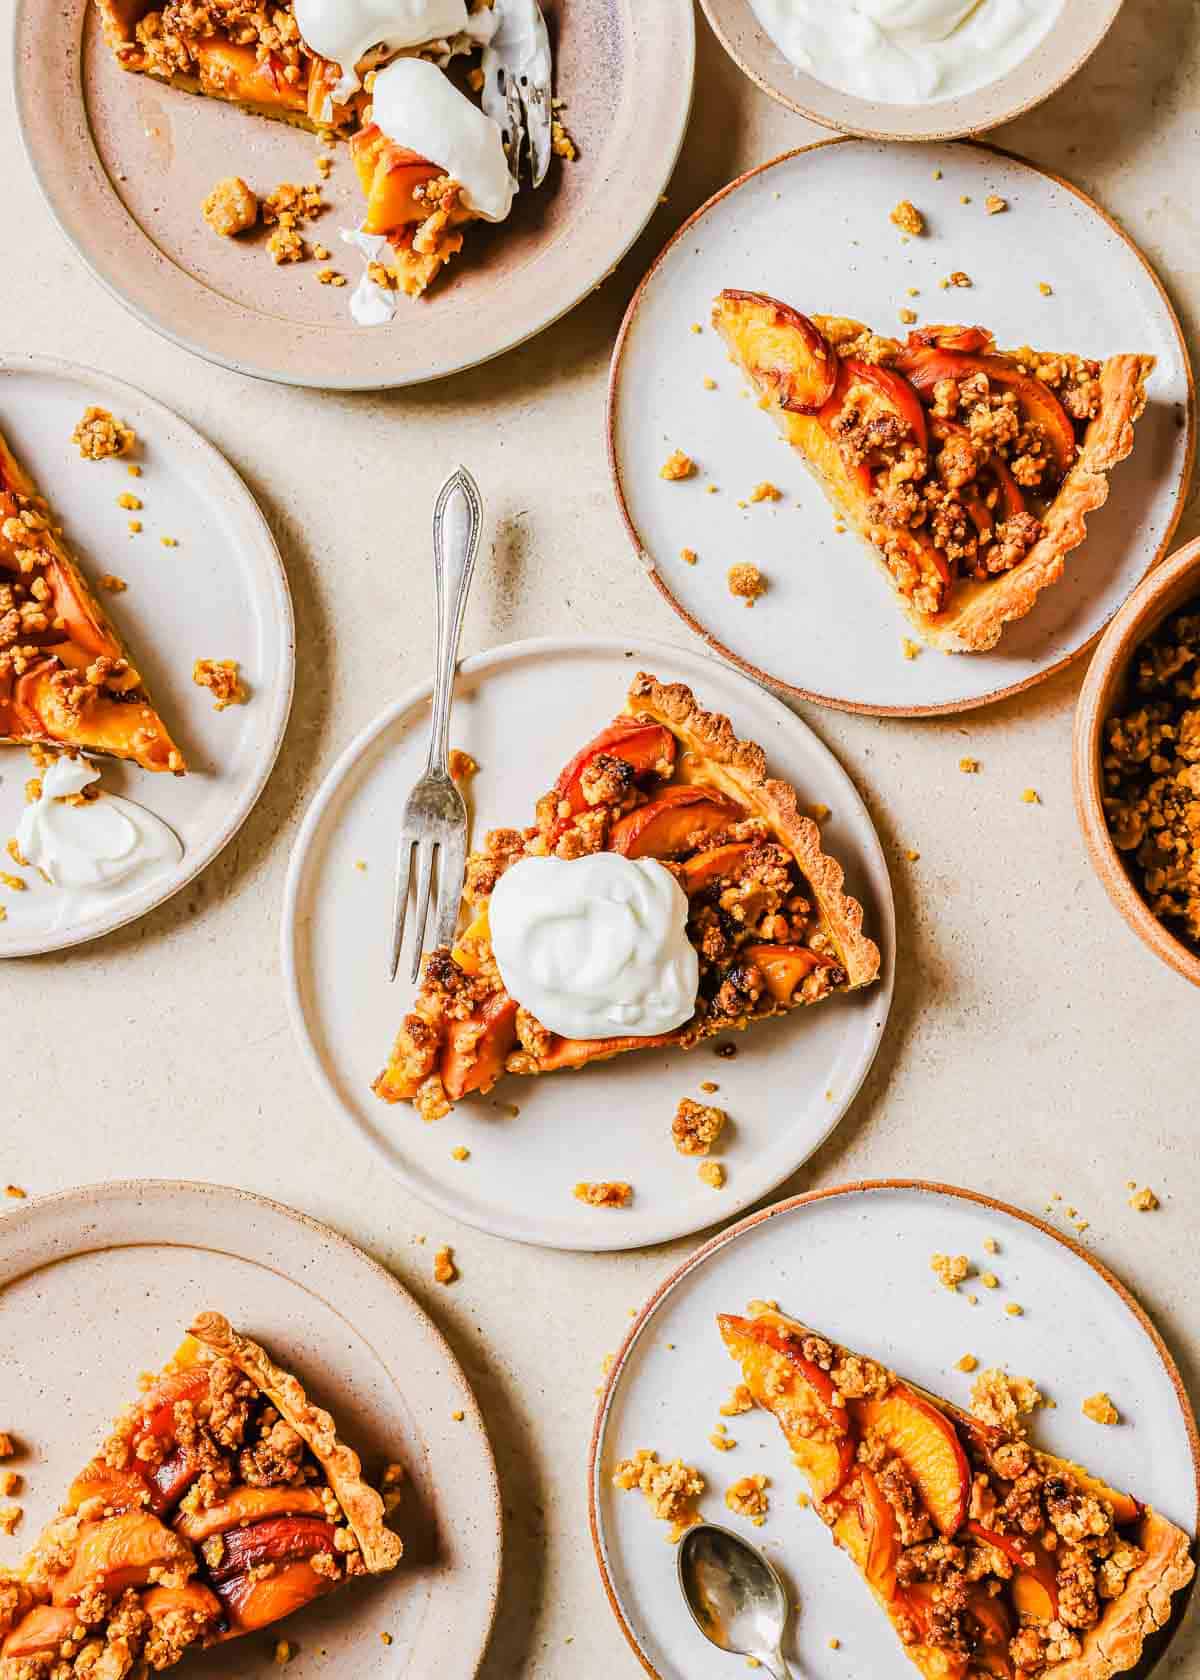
[370,56,515,221]
[747,0,1063,104]
[489,854,700,1042]
[16,757,182,892]
[295,0,498,100]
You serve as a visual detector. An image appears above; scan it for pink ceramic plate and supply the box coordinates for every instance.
[12,0,694,388]
[0,1179,501,1678]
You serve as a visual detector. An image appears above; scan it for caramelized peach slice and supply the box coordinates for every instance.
[215,1559,334,1635]
[681,842,753,894]
[142,1582,223,1626]
[857,1386,971,1537]
[906,325,992,354]
[175,1484,329,1543]
[1,1607,81,1660]
[554,719,676,817]
[742,944,828,1006]
[147,1448,199,1516]
[896,346,1077,479]
[350,126,443,237]
[441,991,519,1101]
[714,292,837,414]
[847,1465,901,1598]
[50,1510,193,1604]
[67,1457,150,1515]
[532,1029,684,1072]
[191,38,308,114]
[205,1516,337,1584]
[717,1314,855,1504]
[451,907,491,975]
[132,1365,211,1445]
[967,1520,1060,1622]
[966,1588,1015,1677]
[841,357,928,456]
[611,786,743,859]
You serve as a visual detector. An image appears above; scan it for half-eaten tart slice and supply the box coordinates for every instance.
[0,1312,401,1675]
[375,671,880,1119]
[718,1306,1195,1680]
[0,427,183,772]
[712,291,1155,653]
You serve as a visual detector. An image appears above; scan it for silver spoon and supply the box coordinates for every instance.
[678,1522,795,1678]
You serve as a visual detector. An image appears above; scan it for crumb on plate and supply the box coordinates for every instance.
[971,1368,1043,1432]
[612,1448,704,1542]
[672,1097,727,1157]
[727,562,766,606]
[432,1245,457,1284]
[71,406,135,461]
[574,1181,632,1209]
[660,449,696,482]
[698,1161,725,1189]
[192,658,247,711]
[725,1473,769,1526]
[931,1252,971,1291]
[890,200,925,236]
[202,176,258,237]
[1083,1392,1120,1426]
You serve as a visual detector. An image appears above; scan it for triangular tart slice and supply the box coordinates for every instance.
[0,1312,401,1673]
[375,671,880,1117]
[718,1306,1194,1680]
[712,291,1155,653]
[0,427,183,772]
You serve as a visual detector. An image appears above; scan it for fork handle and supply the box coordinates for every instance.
[426,467,484,775]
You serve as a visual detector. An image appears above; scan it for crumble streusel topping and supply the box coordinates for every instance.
[612,1448,704,1542]
[574,1181,632,1209]
[71,406,136,461]
[672,1097,727,1156]
[724,1473,769,1525]
[660,449,696,482]
[202,176,258,237]
[192,659,246,711]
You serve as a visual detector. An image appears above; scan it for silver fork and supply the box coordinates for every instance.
[481,0,553,190]
[388,467,484,984]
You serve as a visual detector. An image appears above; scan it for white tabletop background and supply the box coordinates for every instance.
[3,6,1199,1676]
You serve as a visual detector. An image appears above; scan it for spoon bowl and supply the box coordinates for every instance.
[677,1522,794,1678]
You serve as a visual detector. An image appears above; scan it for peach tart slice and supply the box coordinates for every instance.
[0,1313,401,1676]
[712,291,1155,653]
[0,427,183,771]
[718,1306,1194,1680]
[374,671,880,1118]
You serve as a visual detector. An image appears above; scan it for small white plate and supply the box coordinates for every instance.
[609,141,1194,717]
[283,636,894,1252]
[0,355,294,956]
[0,1179,501,1679]
[590,1181,1200,1680]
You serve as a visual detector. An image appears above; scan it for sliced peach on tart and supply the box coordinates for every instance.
[857,1385,971,1538]
[554,718,677,818]
[610,785,744,859]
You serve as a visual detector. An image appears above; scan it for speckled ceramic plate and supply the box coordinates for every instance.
[11,0,693,389]
[0,1179,501,1679]
[590,1180,1200,1680]
[609,140,1193,717]
[0,354,293,957]
[282,635,895,1252]
[700,0,1123,140]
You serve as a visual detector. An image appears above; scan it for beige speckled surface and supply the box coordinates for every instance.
[2,6,1199,1677]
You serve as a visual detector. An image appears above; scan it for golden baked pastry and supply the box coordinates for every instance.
[719,1307,1194,1680]
[712,292,1154,653]
[375,671,880,1118]
[0,1313,401,1674]
[0,428,183,772]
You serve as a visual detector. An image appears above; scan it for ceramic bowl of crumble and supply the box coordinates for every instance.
[1073,536,1200,988]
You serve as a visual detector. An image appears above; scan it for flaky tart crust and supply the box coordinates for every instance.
[374,671,880,1112]
[0,428,183,772]
[188,1313,401,1574]
[719,1306,1195,1680]
[712,291,1154,654]
[0,1314,402,1676]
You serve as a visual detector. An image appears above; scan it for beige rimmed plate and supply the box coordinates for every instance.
[0,354,294,956]
[590,1180,1200,1680]
[608,140,1193,718]
[12,0,693,389]
[282,635,894,1253]
[700,0,1123,141]
[0,1179,501,1678]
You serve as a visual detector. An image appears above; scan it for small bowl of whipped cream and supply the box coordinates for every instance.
[701,0,1124,140]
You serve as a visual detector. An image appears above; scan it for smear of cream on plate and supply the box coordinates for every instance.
[488,853,700,1041]
[747,0,1063,104]
[16,758,182,898]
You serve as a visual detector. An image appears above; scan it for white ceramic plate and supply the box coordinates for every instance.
[698,0,1123,142]
[0,1179,501,1678]
[12,0,694,389]
[590,1181,1200,1680]
[609,141,1194,717]
[0,355,293,956]
[282,636,894,1252]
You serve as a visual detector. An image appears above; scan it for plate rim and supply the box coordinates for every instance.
[0,350,295,957]
[606,137,1196,719]
[11,0,696,391]
[280,632,896,1253]
[696,0,1124,142]
[587,1176,1200,1680]
[0,1175,503,1680]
